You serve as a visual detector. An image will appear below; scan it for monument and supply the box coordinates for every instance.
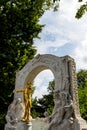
[5,54,87,130]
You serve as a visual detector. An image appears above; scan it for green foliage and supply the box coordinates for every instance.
[0,1,44,44]
[47,80,55,93]
[38,94,54,112]
[78,0,83,2]
[31,97,45,118]
[76,3,87,19]
[78,86,87,120]
[31,94,54,118]
[77,70,87,120]
[77,70,87,87]
[76,1,87,18]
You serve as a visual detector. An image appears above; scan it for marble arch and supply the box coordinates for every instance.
[15,54,79,113]
[13,54,87,130]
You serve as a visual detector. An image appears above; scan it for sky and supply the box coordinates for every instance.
[32,0,87,98]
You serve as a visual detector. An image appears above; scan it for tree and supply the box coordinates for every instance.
[31,97,45,118]
[77,70,87,120]
[76,0,87,18]
[47,80,55,94]
[31,94,54,118]
[77,70,87,87]
[0,0,59,129]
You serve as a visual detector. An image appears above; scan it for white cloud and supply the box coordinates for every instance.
[33,85,48,99]
[74,35,87,70]
[34,0,87,56]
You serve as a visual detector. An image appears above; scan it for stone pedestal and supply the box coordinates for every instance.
[23,122,32,130]
[17,121,32,130]
[5,124,16,130]
[31,119,48,130]
[5,121,32,130]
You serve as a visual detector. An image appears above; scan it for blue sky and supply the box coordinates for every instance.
[32,0,87,98]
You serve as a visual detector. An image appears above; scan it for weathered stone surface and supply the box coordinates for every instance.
[5,54,87,130]
[32,118,48,130]
[5,98,25,130]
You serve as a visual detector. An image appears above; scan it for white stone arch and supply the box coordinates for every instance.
[15,54,59,98]
[14,54,80,116]
[6,54,87,130]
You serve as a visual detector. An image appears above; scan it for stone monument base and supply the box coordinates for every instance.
[5,124,16,130]
[5,121,32,130]
[31,118,48,130]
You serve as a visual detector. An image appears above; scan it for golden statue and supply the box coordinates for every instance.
[16,82,32,122]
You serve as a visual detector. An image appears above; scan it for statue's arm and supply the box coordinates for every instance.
[16,89,25,93]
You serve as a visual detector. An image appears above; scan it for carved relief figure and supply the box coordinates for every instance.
[48,91,74,130]
[5,98,24,127]
[16,82,32,122]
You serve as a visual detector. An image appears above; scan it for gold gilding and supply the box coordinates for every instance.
[16,82,32,122]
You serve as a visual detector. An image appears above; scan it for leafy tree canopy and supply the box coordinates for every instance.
[47,80,55,94]
[77,70,87,120]
[77,69,87,87]
[76,0,87,18]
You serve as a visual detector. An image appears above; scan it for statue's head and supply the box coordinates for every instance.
[27,82,32,89]
[27,82,32,85]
